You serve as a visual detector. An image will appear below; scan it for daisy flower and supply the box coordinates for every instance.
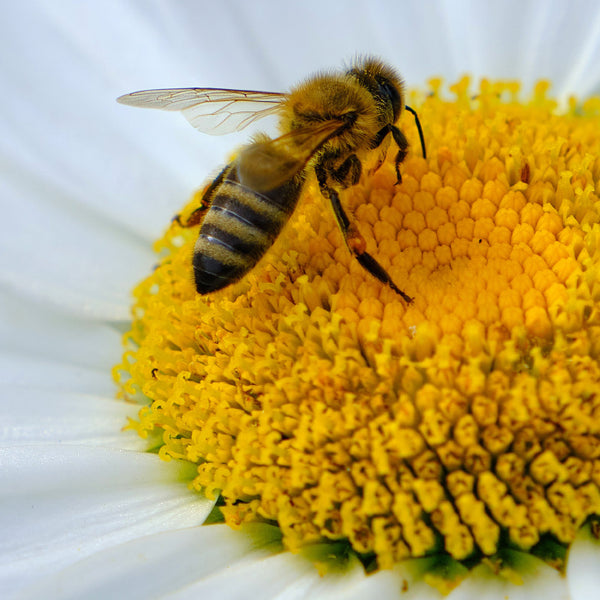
[1,1,599,599]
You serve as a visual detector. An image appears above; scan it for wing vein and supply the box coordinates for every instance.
[117,87,286,135]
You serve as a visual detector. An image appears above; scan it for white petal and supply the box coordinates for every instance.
[0,2,215,228]
[165,543,320,600]
[322,560,444,600]
[446,552,569,600]
[0,176,155,320]
[1,1,238,246]
[171,552,446,600]
[567,524,600,600]
[433,0,600,96]
[0,387,145,449]
[16,524,285,600]
[0,288,124,364]
[0,353,117,396]
[0,445,213,597]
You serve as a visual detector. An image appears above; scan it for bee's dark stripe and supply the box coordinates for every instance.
[193,253,247,294]
[200,223,266,258]
[194,255,232,280]
[210,193,282,236]
[194,230,257,267]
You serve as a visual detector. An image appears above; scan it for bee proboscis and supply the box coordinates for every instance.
[118,58,426,302]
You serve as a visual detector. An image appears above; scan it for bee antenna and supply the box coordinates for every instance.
[404,105,427,159]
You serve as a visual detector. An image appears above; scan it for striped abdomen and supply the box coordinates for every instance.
[193,163,303,293]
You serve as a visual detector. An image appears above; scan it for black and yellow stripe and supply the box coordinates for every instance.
[193,166,303,293]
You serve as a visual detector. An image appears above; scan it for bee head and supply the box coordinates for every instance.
[346,58,404,124]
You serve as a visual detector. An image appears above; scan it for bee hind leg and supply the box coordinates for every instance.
[174,164,229,227]
[315,162,413,303]
[173,202,210,228]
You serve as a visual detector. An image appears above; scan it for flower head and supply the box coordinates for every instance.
[115,77,600,587]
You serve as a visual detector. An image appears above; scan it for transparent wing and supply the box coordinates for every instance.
[116,88,286,135]
[237,119,348,192]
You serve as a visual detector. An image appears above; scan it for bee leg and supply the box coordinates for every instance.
[372,125,409,184]
[389,126,408,185]
[332,154,362,188]
[174,164,228,227]
[173,201,210,228]
[315,162,413,303]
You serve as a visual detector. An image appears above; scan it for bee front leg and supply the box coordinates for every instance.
[389,126,409,184]
[372,124,409,184]
[315,161,413,303]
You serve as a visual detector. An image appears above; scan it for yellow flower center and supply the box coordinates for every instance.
[114,78,600,582]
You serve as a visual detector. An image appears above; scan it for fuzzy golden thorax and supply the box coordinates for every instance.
[280,72,390,156]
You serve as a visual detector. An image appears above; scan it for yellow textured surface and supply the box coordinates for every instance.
[115,78,600,571]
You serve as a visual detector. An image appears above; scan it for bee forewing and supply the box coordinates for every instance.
[117,88,285,135]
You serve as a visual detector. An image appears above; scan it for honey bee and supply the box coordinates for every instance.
[118,58,426,302]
